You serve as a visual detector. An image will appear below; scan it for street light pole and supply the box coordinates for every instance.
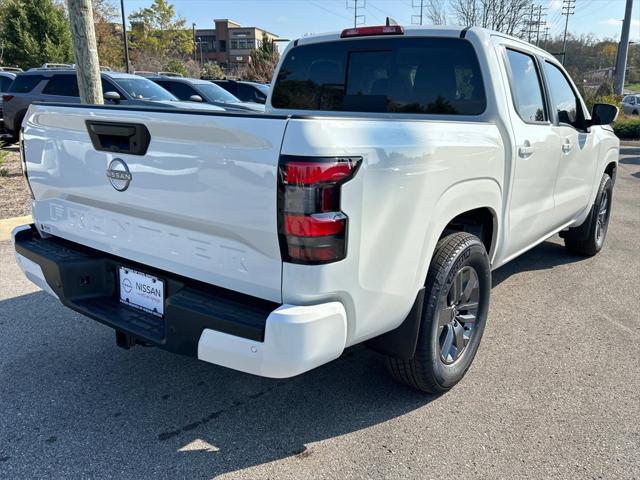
[120,0,130,73]
[198,37,204,67]
[192,23,196,62]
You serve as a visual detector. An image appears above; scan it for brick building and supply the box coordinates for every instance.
[195,19,279,72]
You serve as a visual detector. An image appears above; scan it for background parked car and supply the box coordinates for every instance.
[2,69,223,143]
[212,80,269,104]
[0,72,17,135]
[622,94,640,115]
[149,76,265,112]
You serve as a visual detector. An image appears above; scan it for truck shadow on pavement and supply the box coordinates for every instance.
[0,238,589,478]
[0,290,435,478]
[491,238,584,287]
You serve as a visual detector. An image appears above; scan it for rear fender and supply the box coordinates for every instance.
[416,178,501,287]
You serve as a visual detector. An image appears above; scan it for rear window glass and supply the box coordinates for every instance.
[42,75,79,97]
[8,75,43,93]
[272,37,486,115]
[0,76,14,92]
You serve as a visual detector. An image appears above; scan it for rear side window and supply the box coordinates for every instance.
[42,75,79,97]
[102,78,119,94]
[214,81,236,95]
[272,37,486,115]
[168,82,198,100]
[8,75,43,93]
[0,76,13,92]
[154,80,173,93]
[504,49,546,123]
[239,83,265,102]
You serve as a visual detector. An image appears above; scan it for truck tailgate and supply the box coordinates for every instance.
[22,104,288,302]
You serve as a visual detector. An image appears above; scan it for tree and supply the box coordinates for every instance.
[128,0,192,70]
[240,34,279,83]
[0,0,72,69]
[426,0,447,25]
[93,0,124,70]
[201,62,224,80]
[449,0,530,36]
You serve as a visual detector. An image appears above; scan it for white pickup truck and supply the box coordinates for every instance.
[13,25,619,393]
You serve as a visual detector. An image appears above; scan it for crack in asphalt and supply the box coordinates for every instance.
[157,380,287,442]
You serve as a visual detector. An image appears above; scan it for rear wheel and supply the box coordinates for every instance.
[386,232,491,393]
[563,173,613,256]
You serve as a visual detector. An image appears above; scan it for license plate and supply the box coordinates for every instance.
[119,267,164,317]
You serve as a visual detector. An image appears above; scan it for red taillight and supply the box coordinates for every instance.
[286,161,356,185]
[2,94,14,102]
[340,25,404,38]
[285,213,346,237]
[278,156,361,264]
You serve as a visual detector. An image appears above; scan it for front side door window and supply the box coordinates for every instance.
[543,62,587,130]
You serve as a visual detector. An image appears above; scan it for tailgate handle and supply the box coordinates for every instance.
[86,121,151,156]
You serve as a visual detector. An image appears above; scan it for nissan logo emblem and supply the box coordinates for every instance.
[106,158,132,191]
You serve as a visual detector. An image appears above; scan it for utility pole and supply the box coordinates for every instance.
[614,0,634,94]
[192,23,197,62]
[346,0,365,28]
[198,37,204,67]
[411,0,425,26]
[535,6,546,47]
[543,26,550,50]
[67,0,103,104]
[561,0,575,65]
[120,0,130,73]
[527,3,535,43]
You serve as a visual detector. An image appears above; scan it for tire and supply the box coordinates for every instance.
[386,232,491,393]
[563,173,613,257]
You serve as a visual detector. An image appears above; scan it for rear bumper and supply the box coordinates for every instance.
[12,225,347,378]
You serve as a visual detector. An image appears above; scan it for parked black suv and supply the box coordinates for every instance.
[211,80,269,104]
[148,76,264,112]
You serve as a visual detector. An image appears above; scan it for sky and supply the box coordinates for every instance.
[121,0,640,44]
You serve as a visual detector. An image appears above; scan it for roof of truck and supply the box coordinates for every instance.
[294,25,551,59]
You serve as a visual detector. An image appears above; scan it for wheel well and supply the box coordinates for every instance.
[605,162,617,184]
[441,208,494,255]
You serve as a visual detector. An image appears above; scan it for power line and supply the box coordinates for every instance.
[307,0,352,22]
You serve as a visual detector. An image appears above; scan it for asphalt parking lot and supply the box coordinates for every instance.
[1,146,638,480]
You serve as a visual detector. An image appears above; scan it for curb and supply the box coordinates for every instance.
[0,215,31,242]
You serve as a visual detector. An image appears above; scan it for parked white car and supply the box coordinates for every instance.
[13,25,619,393]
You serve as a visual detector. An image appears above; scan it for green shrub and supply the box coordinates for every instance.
[583,92,622,113]
[162,59,188,77]
[613,117,640,140]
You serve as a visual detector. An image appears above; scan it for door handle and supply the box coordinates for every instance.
[562,140,573,153]
[518,142,534,158]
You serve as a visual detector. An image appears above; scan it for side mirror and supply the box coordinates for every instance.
[104,91,121,103]
[590,103,618,126]
[255,97,266,104]
[189,94,204,102]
